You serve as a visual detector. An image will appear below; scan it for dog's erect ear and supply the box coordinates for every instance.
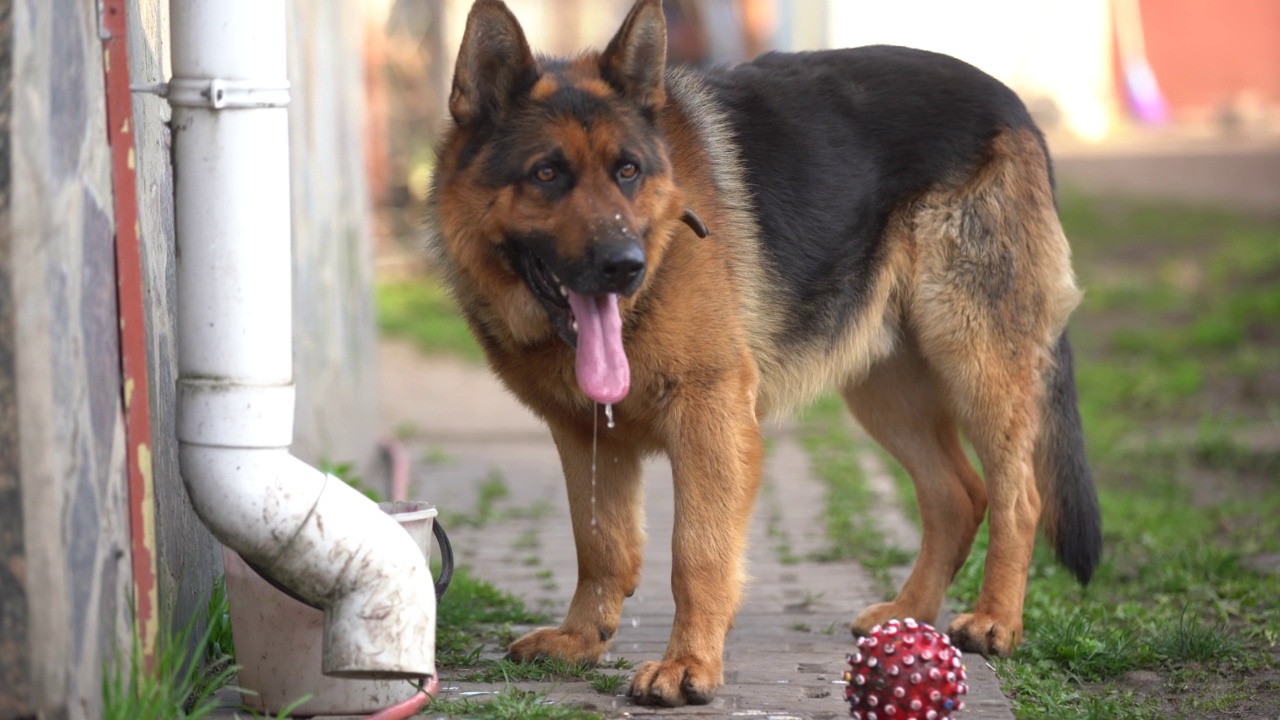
[600,0,667,114]
[449,0,537,127]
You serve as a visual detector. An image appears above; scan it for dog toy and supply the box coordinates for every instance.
[843,618,967,719]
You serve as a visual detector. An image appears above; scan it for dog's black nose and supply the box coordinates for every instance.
[598,244,646,292]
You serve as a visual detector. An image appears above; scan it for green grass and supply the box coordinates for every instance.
[589,671,629,695]
[426,688,603,719]
[796,194,1280,717]
[103,592,239,719]
[512,528,541,551]
[432,568,631,717]
[435,565,552,667]
[452,656,633,685]
[320,459,385,503]
[955,194,1279,717]
[441,469,552,529]
[440,469,510,528]
[205,576,234,666]
[377,278,482,361]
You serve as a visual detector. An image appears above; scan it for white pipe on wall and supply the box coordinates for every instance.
[170,0,435,678]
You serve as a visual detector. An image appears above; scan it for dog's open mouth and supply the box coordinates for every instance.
[507,244,631,405]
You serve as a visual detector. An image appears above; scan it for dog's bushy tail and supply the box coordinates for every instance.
[1035,332,1102,585]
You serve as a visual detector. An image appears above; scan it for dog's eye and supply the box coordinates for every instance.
[617,162,640,182]
[533,163,557,183]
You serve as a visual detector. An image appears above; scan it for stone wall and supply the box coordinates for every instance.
[5,0,134,717]
[0,3,27,716]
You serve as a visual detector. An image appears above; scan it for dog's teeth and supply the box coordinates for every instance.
[559,285,567,296]
[572,320,579,332]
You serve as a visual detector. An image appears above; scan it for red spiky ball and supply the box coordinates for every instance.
[843,618,968,719]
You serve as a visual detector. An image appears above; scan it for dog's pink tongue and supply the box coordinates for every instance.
[566,291,630,404]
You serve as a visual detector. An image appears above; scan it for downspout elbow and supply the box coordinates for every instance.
[180,444,436,678]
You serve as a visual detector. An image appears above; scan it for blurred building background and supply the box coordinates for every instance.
[364,0,1280,251]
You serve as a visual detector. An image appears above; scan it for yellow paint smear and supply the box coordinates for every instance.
[124,378,135,410]
[127,148,135,170]
[137,443,160,664]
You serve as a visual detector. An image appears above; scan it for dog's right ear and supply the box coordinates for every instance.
[449,0,536,127]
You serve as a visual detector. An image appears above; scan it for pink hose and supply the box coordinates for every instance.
[368,440,442,712]
[366,676,439,720]
[365,441,436,719]
[381,436,412,502]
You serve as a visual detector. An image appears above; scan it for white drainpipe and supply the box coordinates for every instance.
[169,0,435,678]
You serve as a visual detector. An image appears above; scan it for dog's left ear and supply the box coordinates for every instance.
[600,0,667,114]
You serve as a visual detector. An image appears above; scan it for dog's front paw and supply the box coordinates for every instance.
[628,657,721,707]
[506,627,607,665]
[947,612,1022,658]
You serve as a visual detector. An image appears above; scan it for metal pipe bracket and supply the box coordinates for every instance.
[144,77,292,109]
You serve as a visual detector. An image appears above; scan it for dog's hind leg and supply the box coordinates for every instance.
[922,335,1044,659]
[912,128,1083,657]
[507,417,646,665]
[843,340,986,635]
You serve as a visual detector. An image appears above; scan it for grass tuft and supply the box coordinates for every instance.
[205,576,235,666]
[435,565,551,666]
[589,672,629,696]
[1151,609,1246,665]
[1027,613,1148,682]
[427,688,603,719]
[103,592,239,720]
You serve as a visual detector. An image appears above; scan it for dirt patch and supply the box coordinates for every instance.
[1113,667,1280,719]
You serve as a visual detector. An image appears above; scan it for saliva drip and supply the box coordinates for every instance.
[604,403,615,429]
[590,402,598,529]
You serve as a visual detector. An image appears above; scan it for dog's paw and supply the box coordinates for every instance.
[947,612,1022,658]
[628,657,721,707]
[506,627,607,665]
[850,601,937,637]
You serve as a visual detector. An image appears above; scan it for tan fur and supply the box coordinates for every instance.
[529,75,559,100]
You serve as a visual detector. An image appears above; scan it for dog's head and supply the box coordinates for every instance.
[431,0,684,405]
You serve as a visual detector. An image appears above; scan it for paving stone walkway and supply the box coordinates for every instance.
[379,341,1014,719]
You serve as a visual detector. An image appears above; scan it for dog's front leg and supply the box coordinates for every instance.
[507,417,645,664]
[629,380,765,707]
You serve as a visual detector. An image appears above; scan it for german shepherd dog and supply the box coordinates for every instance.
[427,0,1102,706]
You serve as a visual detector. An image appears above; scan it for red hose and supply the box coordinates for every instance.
[366,676,439,720]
